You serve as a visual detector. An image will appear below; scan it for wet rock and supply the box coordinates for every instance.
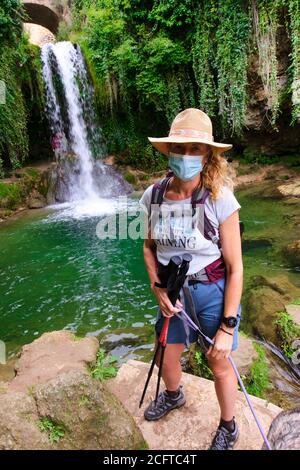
[282,240,300,267]
[246,287,286,344]
[98,325,155,366]
[9,330,99,392]
[35,369,146,450]
[285,304,300,328]
[277,180,300,198]
[248,274,300,302]
[232,334,259,376]
[242,238,273,253]
[0,331,146,450]
[27,191,47,209]
[107,360,282,450]
[0,391,50,450]
[245,275,300,344]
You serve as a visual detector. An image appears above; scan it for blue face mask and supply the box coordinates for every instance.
[168,153,204,181]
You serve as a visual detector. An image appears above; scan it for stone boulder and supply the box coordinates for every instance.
[245,275,300,344]
[277,180,300,198]
[26,190,47,209]
[285,304,300,328]
[282,240,300,267]
[231,333,259,376]
[0,331,146,450]
[9,330,99,392]
[246,286,286,344]
[107,360,282,450]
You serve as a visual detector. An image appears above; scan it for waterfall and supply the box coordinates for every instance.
[40,41,130,215]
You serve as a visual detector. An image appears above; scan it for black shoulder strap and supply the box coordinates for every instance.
[150,174,173,207]
[192,185,221,248]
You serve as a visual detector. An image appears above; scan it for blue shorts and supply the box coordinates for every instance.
[155,277,241,351]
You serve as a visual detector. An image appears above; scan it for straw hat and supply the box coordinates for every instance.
[148,108,232,156]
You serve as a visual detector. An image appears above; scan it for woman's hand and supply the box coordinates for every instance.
[151,284,183,318]
[206,328,233,360]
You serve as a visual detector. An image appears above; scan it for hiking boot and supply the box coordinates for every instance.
[209,420,239,450]
[144,386,186,421]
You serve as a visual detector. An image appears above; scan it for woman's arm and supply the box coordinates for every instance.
[207,209,243,359]
[220,209,243,320]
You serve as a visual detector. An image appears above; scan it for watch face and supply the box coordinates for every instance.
[224,316,237,327]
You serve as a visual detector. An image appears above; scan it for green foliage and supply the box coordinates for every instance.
[193,349,213,380]
[284,0,300,124]
[275,311,300,357]
[37,418,65,444]
[90,348,118,380]
[0,4,46,175]
[0,182,23,209]
[124,171,137,184]
[70,0,300,167]
[240,148,282,165]
[244,344,271,398]
[0,0,23,46]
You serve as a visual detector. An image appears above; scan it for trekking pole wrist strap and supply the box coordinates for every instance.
[219,327,233,336]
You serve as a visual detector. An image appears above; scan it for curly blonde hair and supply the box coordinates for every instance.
[202,146,236,202]
[166,143,236,202]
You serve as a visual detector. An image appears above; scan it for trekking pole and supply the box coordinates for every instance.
[176,307,272,450]
[139,255,192,408]
[139,256,182,408]
[154,254,192,404]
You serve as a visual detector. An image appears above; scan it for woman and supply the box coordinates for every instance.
[139,108,243,450]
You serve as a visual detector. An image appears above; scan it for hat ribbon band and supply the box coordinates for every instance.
[169,129,214,141]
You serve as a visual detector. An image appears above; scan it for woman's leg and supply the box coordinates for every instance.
[207,355,237,421]
[154,339,185,391]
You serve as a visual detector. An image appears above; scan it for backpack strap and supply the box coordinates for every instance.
[150,175,222,249]
[150,176,172,206]
[192,185,221,249]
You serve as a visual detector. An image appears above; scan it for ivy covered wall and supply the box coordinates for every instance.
[0,0,51,177]
[68,0,300,169]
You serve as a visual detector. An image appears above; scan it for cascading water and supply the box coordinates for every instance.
[41,41,131,218]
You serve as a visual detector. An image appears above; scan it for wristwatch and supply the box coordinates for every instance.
[221,316,238,328]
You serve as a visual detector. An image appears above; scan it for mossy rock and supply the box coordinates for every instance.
[247,274,300,302]
[124,171,137,184]
[246,286,286,344]
[282,240,300,267]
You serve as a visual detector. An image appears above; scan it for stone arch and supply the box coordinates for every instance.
[23,2,59,34]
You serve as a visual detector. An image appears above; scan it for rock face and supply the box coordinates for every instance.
[245,275,300,343]
[277,180,300,198]
[9,330,99,392]
[231,333,259,376]
[282,240,300,267]
[285,304,300,328]
[0,331,146,450]
[106,360,282,450]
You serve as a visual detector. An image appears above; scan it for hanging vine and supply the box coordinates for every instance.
[285,0,300,124]
[215,0,252,138]
[192,0,218,118]
[251,0,281,129]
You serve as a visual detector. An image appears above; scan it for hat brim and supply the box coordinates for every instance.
[148,136,232,157]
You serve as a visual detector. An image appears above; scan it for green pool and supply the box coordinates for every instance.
[1,182,299,360]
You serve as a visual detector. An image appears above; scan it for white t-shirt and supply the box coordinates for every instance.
[139,182,241,275]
